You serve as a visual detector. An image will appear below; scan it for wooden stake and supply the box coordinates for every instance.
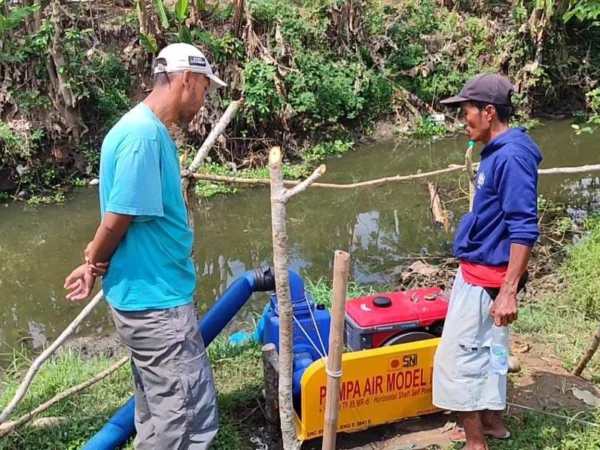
[261,343,280,430]
[186,99,246,175]
[322,251,350,450]
[269,146,325,450]
[573,322,600,377]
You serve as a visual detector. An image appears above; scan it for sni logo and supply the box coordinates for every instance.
[388,353,418,372]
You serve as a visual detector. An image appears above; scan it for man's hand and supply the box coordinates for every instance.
[86,260,109,277]
[64,264,97,302]
[84,241,110,277]
[490,285,518,326]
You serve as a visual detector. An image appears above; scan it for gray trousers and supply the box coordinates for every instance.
[110,303,218,450]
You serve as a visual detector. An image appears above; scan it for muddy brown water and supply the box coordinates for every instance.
[1,121,599,364]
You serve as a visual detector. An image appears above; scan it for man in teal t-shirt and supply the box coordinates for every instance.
[64,43,227,450]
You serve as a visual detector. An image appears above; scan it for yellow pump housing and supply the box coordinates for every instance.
[294,338,441,440]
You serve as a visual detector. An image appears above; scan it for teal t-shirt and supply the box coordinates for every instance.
[98,102,196,311]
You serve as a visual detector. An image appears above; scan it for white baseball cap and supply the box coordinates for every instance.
[152,43,227,91]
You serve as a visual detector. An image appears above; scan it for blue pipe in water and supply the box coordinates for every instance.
[83,267,300,450]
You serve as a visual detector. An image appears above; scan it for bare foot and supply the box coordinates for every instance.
[449,427,510,442]
[464,444,488,450]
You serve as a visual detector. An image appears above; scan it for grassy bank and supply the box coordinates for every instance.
[0,281,379,449]
[0,341,264,450]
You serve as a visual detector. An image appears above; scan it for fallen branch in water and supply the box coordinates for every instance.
[190,163,600,190]
[428,182,449,233]
[0,290,105,425]
[0,356,129,437]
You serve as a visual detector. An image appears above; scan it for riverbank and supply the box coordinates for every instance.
[3,215,600,449]
[3,0,600,200]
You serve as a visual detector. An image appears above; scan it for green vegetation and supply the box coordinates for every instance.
[449,411,600,450]
[5,226,600,449]
[0,339,264,450]
[514,216,600,383]
[2,0,600,199]
[194,160,310,198]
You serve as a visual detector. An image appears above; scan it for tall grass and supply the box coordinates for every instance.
[515,216,600,380]
[561,217,600,318]
[307,278,389,309]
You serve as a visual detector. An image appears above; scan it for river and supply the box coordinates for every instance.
[1,121,599,361]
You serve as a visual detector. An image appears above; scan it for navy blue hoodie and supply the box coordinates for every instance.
[453,127,543,266]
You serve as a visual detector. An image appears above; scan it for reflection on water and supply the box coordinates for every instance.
[1,121,599,362]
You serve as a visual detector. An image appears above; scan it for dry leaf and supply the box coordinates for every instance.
[572,388,600,407]
[513,343,531,354]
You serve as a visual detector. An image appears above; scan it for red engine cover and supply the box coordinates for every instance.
[344,287,449,349]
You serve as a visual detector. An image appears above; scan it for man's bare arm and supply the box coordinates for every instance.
[86,212,133,266]
[503,243,532,292]
[491,243,532,326]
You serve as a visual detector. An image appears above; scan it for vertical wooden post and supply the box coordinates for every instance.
[262,343,280,430]
[322,250,350,450]
[269,147,326,450]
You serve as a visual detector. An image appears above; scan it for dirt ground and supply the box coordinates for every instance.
[278,334,600,450]
[64,331,600,450]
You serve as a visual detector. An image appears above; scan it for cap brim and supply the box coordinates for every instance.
[439,95,469,107]
[206,73,227,92]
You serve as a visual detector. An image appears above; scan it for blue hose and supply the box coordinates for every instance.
[83,267,295,450]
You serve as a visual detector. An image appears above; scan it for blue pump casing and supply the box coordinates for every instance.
[261,271,331,397]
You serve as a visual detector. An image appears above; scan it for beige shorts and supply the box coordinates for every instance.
[110,302,218,450]
[432,269,507,412]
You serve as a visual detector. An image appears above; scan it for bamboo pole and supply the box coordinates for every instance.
[269,146,326,450]
[322,250,350,450]
[0,356,129,437]
[573,322,600,377]
[0,290,104,425]
[189,163,600,191]
[465,140,475,212]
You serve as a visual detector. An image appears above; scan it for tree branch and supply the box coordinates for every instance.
[0,356,128,437]
[187,99,246,175]
[283,165,326,200]
[190,163,600,191]
[0,290,105,425]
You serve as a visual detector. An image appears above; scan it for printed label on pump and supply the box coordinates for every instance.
[296,339,440,440]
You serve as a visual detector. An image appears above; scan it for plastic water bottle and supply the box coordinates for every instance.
[490,325,509,375]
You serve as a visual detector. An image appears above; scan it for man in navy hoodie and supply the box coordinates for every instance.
[432,73,542,450]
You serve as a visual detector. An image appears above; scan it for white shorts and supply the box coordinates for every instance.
[432,268,507,412]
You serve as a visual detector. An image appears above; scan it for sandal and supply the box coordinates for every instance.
[448,427,511,443]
